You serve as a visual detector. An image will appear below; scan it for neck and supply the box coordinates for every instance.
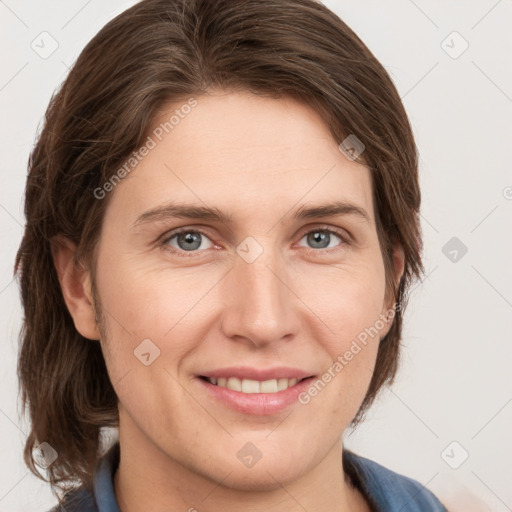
[113,420,369,512]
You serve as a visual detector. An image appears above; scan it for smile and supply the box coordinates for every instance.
[203,376,304,394]
[196,368,316,415]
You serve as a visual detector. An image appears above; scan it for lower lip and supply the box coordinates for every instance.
[196,377,316,416]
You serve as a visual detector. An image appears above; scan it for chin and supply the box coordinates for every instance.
[215,460,308,492]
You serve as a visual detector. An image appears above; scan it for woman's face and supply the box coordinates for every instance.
[89,90,400,489]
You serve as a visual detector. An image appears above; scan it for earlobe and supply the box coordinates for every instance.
[50,235,100,341]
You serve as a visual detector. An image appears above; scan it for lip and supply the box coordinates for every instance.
[195,367,316,416]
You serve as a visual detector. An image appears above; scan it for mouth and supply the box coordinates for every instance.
[195,368,316,415]
[198,376,309,394]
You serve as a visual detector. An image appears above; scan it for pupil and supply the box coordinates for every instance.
[179,232,201,251]
[309,231,329,249]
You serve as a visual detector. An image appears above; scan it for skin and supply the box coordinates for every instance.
[53,89,404,512]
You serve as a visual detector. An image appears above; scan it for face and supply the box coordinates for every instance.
[87,90,399,489]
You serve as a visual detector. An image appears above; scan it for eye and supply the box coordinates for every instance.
[159,226,349,258]
[161,229,214,256]
[297,228,346,251]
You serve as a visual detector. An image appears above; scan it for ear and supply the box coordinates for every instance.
[50,235,101,341]
[380,244,405,336]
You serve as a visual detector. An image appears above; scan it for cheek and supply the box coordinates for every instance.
[294,261,386,408]
[95,248,219,334]
[93,252,227,393]
[297,259,387,347]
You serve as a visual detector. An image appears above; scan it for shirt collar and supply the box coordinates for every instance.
[93,441,121,512]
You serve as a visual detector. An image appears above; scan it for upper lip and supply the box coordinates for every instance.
[198,366,315,381]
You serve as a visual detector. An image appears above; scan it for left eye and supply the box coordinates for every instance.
[298,229,344,250]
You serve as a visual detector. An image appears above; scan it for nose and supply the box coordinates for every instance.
[220,242,299,348]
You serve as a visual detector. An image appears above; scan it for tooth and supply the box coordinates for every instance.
[241,379,260,393]
[226,377,242,392]
[213,377,299,393]
[260,379,278,393]
[277,378,289,391]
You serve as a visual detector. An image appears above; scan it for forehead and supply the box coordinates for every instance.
[103,90,375,227]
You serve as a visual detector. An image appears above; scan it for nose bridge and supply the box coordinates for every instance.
[220,237,296,346]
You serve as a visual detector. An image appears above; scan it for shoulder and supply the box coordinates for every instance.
[45,441,120,512]
[343,450,448,511]
[45,486,96,512]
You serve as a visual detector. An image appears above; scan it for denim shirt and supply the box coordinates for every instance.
[48,442,447,511]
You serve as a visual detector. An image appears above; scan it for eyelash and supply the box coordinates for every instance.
[158,225,351,259]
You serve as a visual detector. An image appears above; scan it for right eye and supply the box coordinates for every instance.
[160,229,215,256]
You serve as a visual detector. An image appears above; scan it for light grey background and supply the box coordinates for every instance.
[1,1,511,510]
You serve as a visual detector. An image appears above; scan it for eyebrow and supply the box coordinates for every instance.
[132,200,370,228]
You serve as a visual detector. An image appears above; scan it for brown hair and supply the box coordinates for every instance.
[14,0,423,501]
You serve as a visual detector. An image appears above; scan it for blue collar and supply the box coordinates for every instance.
[93,442,121,512]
